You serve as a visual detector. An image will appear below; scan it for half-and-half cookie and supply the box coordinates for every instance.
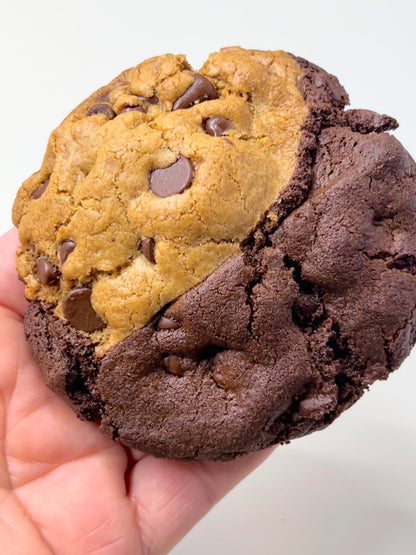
[13,47,416,460]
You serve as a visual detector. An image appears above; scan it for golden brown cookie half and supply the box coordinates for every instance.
[13,48,416,460]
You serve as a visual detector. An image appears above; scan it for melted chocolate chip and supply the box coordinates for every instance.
[157,316,181,330]
[142,237,156,263]
[59,240,76,264]
[36,258,60,286]
[119,105,145,114]
[144,94,158,105]
[149,155,194,197]
[62,287,105,332]
[204,117,231,137]
[87,103,116,119]
[162,355,184,376]
[135,94,158,106]
[172,74,218,110]
[119,94,158,114]
[31,177,50,199]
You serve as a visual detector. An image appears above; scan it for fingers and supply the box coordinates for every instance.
[0,309,140,554]
[129,447,274,555]
[0,228,27,318]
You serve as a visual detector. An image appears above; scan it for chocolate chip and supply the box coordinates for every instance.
[143,94,158,105]
[135,94,158,106]
[162,355,184,376]
[157,316,180,330]
[59,240,76,264]
[142,237,156,263]
[203,117,232,137]
[62,287,105,332]
[119,105,146,114]
[31,177,50,199]
[118,94,158,114]
[149,155,194,197]
[172,73,218,110]
[36,258,60,286]
[87,103,116,119]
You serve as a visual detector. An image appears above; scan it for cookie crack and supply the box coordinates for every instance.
[282,255,327,333]
[362,250,416,276]
[244,270,262,337]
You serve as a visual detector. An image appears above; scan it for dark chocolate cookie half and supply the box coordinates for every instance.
[14,48,416,460]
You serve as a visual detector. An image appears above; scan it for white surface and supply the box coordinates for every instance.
[1,1,415,553]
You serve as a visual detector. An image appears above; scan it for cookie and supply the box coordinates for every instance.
[12,47,416,460]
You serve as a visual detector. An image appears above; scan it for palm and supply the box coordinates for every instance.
[0,229,270,555]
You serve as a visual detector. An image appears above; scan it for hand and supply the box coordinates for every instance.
[0,228,271,555]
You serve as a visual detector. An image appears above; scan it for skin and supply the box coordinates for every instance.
[0,228,272,555]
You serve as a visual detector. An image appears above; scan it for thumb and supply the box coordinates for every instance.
[0,228,27,318]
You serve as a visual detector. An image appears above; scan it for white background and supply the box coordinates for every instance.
[1,1,415,553]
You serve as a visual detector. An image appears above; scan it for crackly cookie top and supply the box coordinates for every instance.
[12,47,308,352]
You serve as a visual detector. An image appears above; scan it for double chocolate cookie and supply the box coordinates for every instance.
[13,47,416,460]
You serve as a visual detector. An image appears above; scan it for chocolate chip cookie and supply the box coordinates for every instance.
[12,47,416,460]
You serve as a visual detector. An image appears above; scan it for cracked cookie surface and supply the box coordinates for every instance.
[15,48,416,460]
